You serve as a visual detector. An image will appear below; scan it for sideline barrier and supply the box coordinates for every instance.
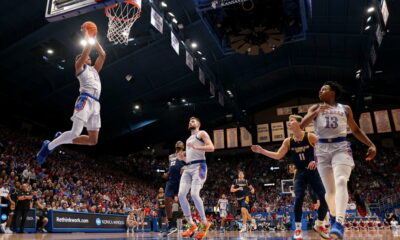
[0,206,36,233]
[47,210,152,233]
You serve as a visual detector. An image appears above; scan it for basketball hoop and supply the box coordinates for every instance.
[105,0,141,45]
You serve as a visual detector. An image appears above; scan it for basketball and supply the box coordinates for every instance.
[82,21,97,37]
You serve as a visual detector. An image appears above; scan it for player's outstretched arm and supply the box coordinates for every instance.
[250,138,290,160]
[94,40,106,73]
[345,105,377,160]
[75,29,93,74]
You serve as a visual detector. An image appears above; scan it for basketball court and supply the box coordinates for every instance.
[1,230,398,240]
[0,0,399,240]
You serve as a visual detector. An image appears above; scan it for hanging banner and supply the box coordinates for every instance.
[391,109,400,131]
[150,7,163,33]
[226,128,238,148]
[257,124,270,143]
[271,122,285,141]
[199,68,205,85]
[374,110,392,133]
[209,82,215,96]
[381,0,389,26]
[213,129,225,149]
[185,51,194,71]
[171,31,179,55]
[359,112,374,134]
[298,105,309,114]
[286,121,293,138]
[277,108,284,116]
[240,127,252,147]
[305,121,315,133]
[218,92,224,107]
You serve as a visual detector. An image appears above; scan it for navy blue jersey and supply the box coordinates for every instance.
[168,153,185,182]
[289,132,315,170]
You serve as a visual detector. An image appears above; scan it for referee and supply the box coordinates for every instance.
[12,183,32,233]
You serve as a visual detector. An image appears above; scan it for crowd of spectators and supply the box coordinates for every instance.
[1,124,399,228]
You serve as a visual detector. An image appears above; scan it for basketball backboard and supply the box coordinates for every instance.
[45,0,125,22]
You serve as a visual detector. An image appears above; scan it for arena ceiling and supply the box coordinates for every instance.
[0,0,399,154]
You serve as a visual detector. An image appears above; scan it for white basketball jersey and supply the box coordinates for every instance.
[218,198,228,210]
[76,64,101,99]
[314,103,348,139]
[186,131,206,162]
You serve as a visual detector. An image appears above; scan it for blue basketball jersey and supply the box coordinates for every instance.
[168,153,185,182]
[289,132,315,169]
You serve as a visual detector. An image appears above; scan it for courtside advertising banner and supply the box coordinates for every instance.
[257,124,270,143]
[213,129,225,149]
[240,127,252,147]
[47,210,137,232]
[359,112,374,134]
[392,109,400,131]
[226,128,238,148]
[271,122,285,141]
[374,110,392,133]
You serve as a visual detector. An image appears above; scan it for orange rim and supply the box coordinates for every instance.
[105,0,141,22]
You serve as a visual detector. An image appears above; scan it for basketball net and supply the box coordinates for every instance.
[105,0,141,45]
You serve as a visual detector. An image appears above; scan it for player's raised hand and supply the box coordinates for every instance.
[307,161,317,170]
[317,104,332,114]
[366,145,377,161]
[251,145,263,154]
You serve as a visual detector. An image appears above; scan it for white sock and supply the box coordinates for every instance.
[295,222,301,230]
[316,220,323,226]
[48,120,84,150]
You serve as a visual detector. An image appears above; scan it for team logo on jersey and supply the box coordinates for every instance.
[1,214,7,221]
[75,96,88,111]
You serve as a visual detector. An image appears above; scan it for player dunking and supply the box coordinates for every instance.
[230,171,255,233]
[164,141,185,234]
[252,114,330,239]
[300,81,376,239]
[36,24,106,164]
[178,117,214,239]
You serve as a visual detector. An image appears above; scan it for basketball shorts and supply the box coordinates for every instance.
[158,208,166,218]
[315,141,355,168]
[180,163,207,187]
[219,209,227,218]
[71,95,101,130]
[238,197,250,210]
[165,181,180,198]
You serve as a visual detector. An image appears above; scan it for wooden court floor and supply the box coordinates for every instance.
[0,230,398,240]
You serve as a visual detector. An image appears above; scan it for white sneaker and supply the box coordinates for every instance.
[5,228,13,234]
[239,224,247,233]
[293,229,303,240]
[127,228,130,233]
[0,223,6,233]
